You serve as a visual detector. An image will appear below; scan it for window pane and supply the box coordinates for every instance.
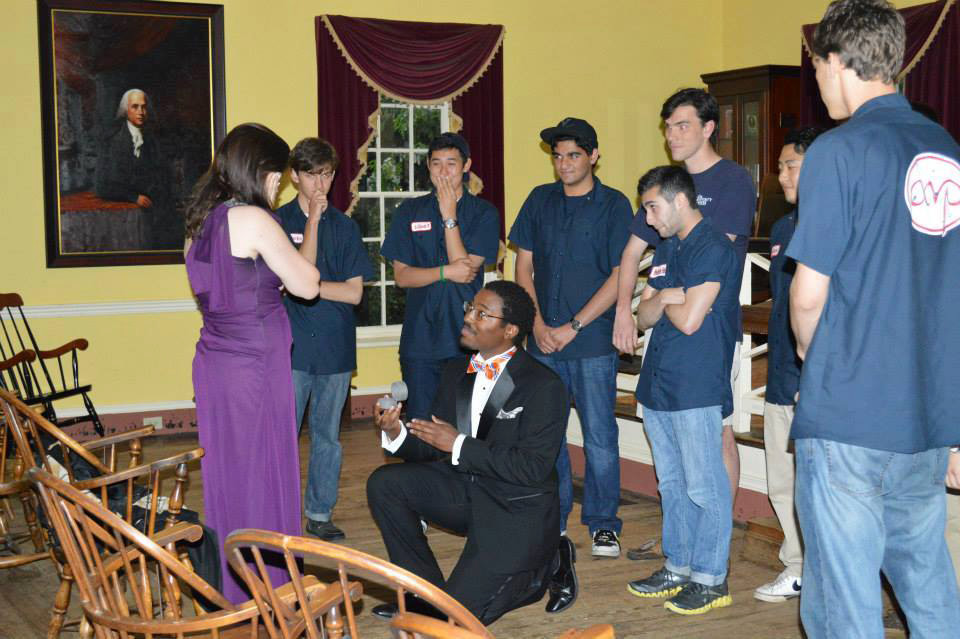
[353,196,381,238]
[380,153,409,192]
[380,107,409,149]
[356,285,382,327]
[386,285,406,325]
[360,150,378,192]
[413,151,431,192]
[364,241,382,281]
[413,107,441,148]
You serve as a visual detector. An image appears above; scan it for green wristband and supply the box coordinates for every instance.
[440,265,445,282]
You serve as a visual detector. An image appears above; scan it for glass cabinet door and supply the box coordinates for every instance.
[717,100,735,162]
[741,94,762,193]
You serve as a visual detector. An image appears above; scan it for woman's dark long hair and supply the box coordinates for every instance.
[184,123,290,239]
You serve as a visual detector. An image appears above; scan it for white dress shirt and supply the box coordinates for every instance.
[127,121,144,158]
[381,347,516,464]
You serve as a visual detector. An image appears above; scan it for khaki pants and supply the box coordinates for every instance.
[947,489,960,587]
[763,402,803,577]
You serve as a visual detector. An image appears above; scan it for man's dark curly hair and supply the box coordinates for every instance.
[484,280,535,346]
[784,127,824,154]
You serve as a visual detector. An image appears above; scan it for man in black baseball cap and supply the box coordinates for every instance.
[539,118,598,153]
[509,116,633,596]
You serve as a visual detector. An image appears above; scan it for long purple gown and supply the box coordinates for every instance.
[186,202,301,604]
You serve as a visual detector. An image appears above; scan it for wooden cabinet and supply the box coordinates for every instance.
[701,65,802,195]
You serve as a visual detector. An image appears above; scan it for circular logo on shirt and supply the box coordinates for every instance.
[904,152,960,237]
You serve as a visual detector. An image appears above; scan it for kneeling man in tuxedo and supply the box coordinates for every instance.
[367,280,578,625]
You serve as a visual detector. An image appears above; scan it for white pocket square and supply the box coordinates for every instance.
[496,406,523,419]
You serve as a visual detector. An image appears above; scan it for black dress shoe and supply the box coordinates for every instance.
[305,519,346,541]
[371,594,446,620]
[545,535,578,613]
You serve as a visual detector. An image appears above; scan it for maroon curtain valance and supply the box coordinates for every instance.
[800,0,959,139]
[315,15,505,232]
[322,15,503,103]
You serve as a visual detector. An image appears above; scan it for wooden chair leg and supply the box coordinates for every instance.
[48,561,74,639]
[78,615,94,639]
[326,606,344,639]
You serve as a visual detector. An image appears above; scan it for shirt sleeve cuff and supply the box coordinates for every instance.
[450,434,467,465]
[381,422,408,452]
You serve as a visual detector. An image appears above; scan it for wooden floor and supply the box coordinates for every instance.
[0,421,905,639]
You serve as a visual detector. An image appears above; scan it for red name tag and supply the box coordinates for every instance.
[411,221,432,232]
[650,264,666,278]
[771,244,780,257]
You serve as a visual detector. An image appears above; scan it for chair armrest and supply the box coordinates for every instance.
[83,426,156,451]
[72,447,204,491]
[36,338,89,359]
[98,521,205,577]
[0,349,36,372]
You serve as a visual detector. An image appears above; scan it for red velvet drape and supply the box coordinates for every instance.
[801,0,959,138]
[314,15,505,236]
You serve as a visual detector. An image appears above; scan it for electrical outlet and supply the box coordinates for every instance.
[143,416,163,429]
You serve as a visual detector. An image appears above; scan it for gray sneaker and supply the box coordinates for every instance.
[664,580,732,615]
[305,519,346,541]
[627,566,690,598]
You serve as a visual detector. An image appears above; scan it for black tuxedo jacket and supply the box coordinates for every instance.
[390,348,569,573]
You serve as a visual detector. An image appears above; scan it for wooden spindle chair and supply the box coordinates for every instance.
[226,529,491,639]
[1,386,204,637]
[29,467,339,639]
[226,529,616,639]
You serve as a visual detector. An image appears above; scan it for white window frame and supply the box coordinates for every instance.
[356,98,450,348]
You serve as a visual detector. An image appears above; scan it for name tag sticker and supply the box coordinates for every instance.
[650,264,667,278]
[290,233,303,244]
[411,221,432,232]
[771,244,780,257]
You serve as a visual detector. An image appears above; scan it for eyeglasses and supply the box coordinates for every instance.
[306,169,335,179]
[463,301,505,321]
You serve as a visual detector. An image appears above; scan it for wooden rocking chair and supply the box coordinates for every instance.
[0,293,104,435]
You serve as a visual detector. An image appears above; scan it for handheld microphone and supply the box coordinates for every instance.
[376,381,408,410]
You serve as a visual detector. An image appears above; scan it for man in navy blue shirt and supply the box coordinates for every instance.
[626,165,739,615]
[615,89,755,505]
[381,133,500,423]
[278,137,375,541]
[789,1,960,635]
[753,127,821,605]
[510,118,633,559]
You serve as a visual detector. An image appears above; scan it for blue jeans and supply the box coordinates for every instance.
[399,357,462,421]
[795,438,960,638]
[532,351,621,535]
[642,406,730,585]
[293,370,351,522]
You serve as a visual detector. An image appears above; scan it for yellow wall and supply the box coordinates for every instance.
[720,0,933,70]
[3,0,933,409]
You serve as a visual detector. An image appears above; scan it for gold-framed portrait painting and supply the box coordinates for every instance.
[38,0,225,267]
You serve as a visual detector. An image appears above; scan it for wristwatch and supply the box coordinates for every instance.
[442,218,459,230]
[570,318,583,332]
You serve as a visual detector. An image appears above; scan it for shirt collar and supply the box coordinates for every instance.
[472,345,517,365]
[851,92,910,120]
[550,175,607,203]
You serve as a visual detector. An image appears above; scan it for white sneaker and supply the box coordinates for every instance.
[754,571,801,602]
[591,529,620,558]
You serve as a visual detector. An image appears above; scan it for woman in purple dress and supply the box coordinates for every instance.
[184,123,319,603]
